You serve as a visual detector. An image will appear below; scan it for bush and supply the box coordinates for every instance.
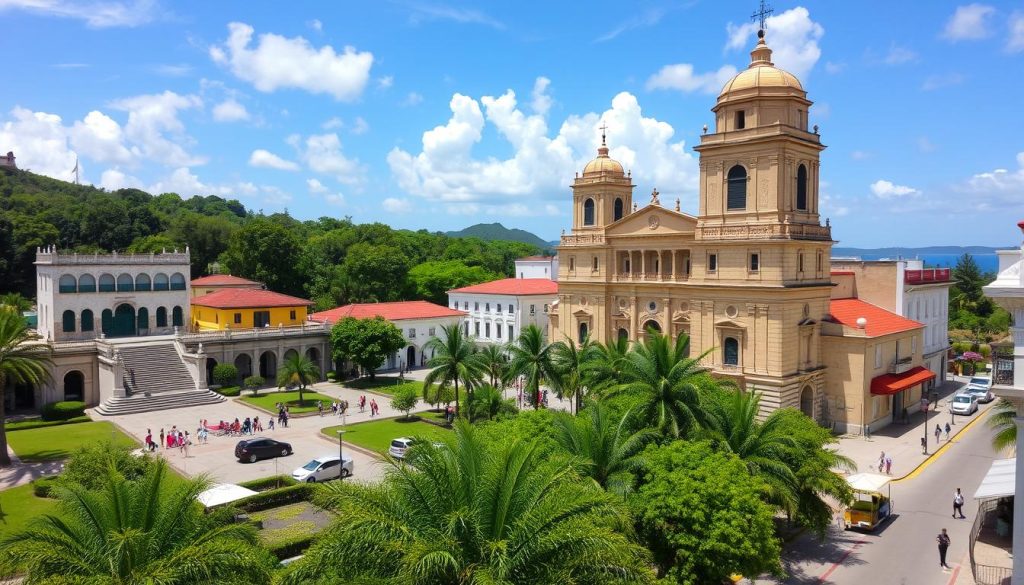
[391,386,419,418]
[238,475,299,491]
[244,375,266,396]
[233,484,314,513]
[424,383,454,408]
[952,341,973,355]
[5,415,90,431]
[32,475,61,498]
[979,345,992,358]
[40,400,87,421]
[215,386,241,397]
[61,441,153,490]
[269,534,318,561]
[212,363,239,387]
[326,370,337,381]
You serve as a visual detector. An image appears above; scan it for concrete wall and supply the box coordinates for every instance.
[448,292,554,344]
[192,305,309,330]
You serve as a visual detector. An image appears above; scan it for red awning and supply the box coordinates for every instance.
[870,366,936,395]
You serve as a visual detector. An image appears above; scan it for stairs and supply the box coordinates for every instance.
[95,389,224,416]
[119,344,196,395]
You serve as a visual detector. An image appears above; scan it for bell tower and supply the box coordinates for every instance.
[571,126,634,231]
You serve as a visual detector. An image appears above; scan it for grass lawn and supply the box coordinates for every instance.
[6,421,136,462]
[321,416,450,456]
[240,390,337,414]
[341,377,436,396]
[0,483,59,537]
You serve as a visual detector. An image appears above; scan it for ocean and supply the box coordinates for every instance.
[850,253,1000,274]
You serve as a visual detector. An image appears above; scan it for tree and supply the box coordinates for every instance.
[0,459,274,584]
[330,316,407,380]
[423,382,455,409]
[390,385,419,419]
[59,440,153,491]
[243,375,266,396]
[586,335,633,396]
[0,307,51,467]
[507,324,561,409]
[468,383,516,421]
[280,421,652,584]
[476,343,508,389]
[0,292,32,312]
[222,218,303,296]
[552,403,655,496]
[604,332,718,439]
[551,335,599,413]
[339,242,410,302]
[211,363,239,387]
[989,399,1017,454]
[276,353,321,405]
[422,323,482,419]
[407,260,499,305]
[630,440,782,584]
[952,253,985,305]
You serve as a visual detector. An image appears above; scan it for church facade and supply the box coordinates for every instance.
[550,32,834,418]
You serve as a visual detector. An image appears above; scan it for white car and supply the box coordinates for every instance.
[965,376,995,403]
[950,393,979,416]
[292,455,353,483]
[389,437,414,459]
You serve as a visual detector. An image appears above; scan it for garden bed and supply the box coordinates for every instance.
[340,377,435,396]
[239,390,338,415]
[320,416,450,456]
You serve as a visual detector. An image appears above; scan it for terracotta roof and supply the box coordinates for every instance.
[311,301,466,324]
[448,278,558,295]
[191,289,310,309]
[190,274,262,286]
[871,366,936,395]
[827,298,923,337]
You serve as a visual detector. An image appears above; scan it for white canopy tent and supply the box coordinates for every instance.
[974,458,1016,500]
[197,483,258,508]
[846,473,892,493]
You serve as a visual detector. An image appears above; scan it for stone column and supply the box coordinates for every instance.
[641,251,646,278]
[630,296,638,340]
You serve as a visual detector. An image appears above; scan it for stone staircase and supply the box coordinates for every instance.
[95,342,224,416]
[95,389,224,416]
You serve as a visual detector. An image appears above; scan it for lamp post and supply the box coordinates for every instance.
[921,397,929,454]
[336,429,348,481]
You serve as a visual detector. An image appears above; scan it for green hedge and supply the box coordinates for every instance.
[214,386,241,397]
[238,475,298,491]
[6,415,91,431]
[268,533,318,561]
[31,475,61,498]
[40,401,87,421]
[233,484,313,513]
[212,363,239,387]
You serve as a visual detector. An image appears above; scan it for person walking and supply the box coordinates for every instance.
[159,428,165,450]
[945,422,952,441]
[878,451,886,473]
[953,488,966,518]
[884,454,892,475]
[318,400,324,417]
[937,528,951,569]
[935,424,942,445]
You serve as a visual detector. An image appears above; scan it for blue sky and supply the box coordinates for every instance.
[1,0,1023,248]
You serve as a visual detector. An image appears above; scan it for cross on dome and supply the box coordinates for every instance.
[751,0,773,37]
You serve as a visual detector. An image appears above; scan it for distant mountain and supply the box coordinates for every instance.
[833,245,1005,257]
[446,223,552,249]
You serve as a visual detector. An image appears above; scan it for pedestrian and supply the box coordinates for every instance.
[159,428,165,449]
[935,424,942,444]
[921,436,927,454]
[878,451,886,473]
[937,528,951,569]
[318,400,324,417]
[945,422,952,441]
[885,454,892,475]
[953,488,966,518]
[145,429,154,452]
[268,417,275,431]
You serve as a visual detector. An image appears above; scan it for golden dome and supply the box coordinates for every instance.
[582,144,624,176]
[718,34,804,100]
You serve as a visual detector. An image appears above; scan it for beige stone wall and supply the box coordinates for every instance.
[830,261,899,312]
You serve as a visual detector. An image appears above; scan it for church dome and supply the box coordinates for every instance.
[582,143,624,176]
[718,32,804,102]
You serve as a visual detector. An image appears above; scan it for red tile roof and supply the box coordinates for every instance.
[311,301,466,324]
[190,274,262,286]
[191,288,311,309]
[870,366,936,395]
[448,278,558,295]
[827,298,923,337]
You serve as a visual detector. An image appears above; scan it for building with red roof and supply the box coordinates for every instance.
[514,255,559,280]
[447,278,558,346]
[191,289,312,330]
[190,274,264,298]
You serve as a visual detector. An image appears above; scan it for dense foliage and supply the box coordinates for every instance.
[0,305,52,466]
[949,253,1010,338]
[330,316,407,379]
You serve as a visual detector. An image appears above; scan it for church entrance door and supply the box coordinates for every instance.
[111,304,136,337]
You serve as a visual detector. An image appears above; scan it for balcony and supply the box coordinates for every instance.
[905,268,951,284]
[560,233,605,246]
[889,356,914,374]
[697,222,832,242]
[613,272,689,283]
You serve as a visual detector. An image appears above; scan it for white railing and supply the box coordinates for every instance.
[36,250,190,265]
[178,321,329,344]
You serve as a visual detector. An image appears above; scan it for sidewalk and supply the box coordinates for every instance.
[834,376,995,479]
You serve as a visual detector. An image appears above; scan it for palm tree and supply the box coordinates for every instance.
[280,421,652,584]
[989,399,1017,453]
[476,343,509,390]
[551,402,656,496]
[423,323,482,420]
[0,459,273,583]
[604,331,716,439]
[586,335,632,396]
[0,293,32,313]
[507,324,562,410]
[468,383,510,421]
[276,352,321,405]
[0,306,51,467]
[551,334,599,413]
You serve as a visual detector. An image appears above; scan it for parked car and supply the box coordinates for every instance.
[965,376,995,403]
[292,455,354,482]
[389,437,414,459]
[950,393,979,416]
[235,438,292,463]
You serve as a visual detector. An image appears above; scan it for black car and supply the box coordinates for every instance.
[235,438,293,463]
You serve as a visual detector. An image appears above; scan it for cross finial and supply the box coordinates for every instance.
[599,122,608,146]
[751,0,773,36]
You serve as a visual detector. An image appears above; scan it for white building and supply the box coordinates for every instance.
[514,255,558,280]
[310,301,466,370]
[831,259,952,388]
[447,278,558,345]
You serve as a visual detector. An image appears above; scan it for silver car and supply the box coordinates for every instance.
[950,393,979,416]
[965,376,994,403]
[292,455,354,483]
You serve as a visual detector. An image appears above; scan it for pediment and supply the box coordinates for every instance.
[798,317,817,326]
[672,311,690,324]
[714,318,746,329]
[572,308,593,318]
[605,205,697,238]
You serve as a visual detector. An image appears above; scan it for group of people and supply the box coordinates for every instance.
[145,426,196,456]
[275,404,291,428]
[210,417,268,435]
[318,399,352,417]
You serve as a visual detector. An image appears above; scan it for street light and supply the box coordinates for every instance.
[336,429,348,481]
[921,397,929,455]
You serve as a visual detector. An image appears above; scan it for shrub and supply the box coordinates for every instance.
[952,341,972,354]
[40,400,87,421]
[269,534,318,561]
[32,475,61,498]
[244,375,266,396]
[391,386,419,418]
[238,475,299,491]
[233,484,314,513]
[5,415,90,431]
[212,363,239,387]
[326,370,337,381]
[979,345,992,358]
[215,386,241,397]
[424,383,454,408]
[60,441,153,490]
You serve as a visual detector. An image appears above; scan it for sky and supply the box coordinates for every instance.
[1,0,1023,248]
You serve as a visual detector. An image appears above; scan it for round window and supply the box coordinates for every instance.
[648,301,657,312]
[725,305,738,318]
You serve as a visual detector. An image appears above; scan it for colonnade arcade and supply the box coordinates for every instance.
[613,249,692,282]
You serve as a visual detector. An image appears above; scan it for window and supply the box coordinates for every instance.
[508,304,514,313]
[464,302,469,310]
[798,253,805,273]
[78,274,96,293]
[874,345,883,369]
[735,110,746,130]
[156,307,167,327]
[614,197,624,221]
[253,310,270,328]
[464,321,469,335]
[475,302,479,311]
[485,323,491,338]
[234,313,241,324]
[59,274,77,293]
[723,337,740,366]
[708,253,718,272]
[172,306,184,327]
[153,273,169,291]
[618,328,629,342]
[117,274,134,292]
[530,305,536,315]
[289,309,296,320]
[81,309,94,332]
[750,253,760,272]
[508,326,514,340]
[135,274,151,291]
[583,198,595,226]
[428,327,435,336]
[796,164,808,210]
[912,336,917,354]
[544,304,549,313]
[727,165,747,210]
[569,257,575,271]
[485,303,490,312]
[816,251,823,273]
[475,322,480,336]
[62,310,76,333]
[496,304,502,313]
[97,274,115,292]
[137,307,148,329]
[593,256,598,271]
[169,273,186,291]
[409,328,416,338]
[578,322,589,343]
[496,324,502,339]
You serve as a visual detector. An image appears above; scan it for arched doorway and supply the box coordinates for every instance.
[234,353,253,379]
[63,371,84,401]
[305,347,321,374]
[259,351,277,379]
[406,346,415,370]
[111,304,136,337]
[578,322,589,344]
[642,320,661,342]
[617,328,629,342]
[800,385,815,419]
[206,358,218,386]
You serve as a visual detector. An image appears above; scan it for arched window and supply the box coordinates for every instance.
[172,306,183,327]
[724,337,740,366]
[578,322,589,344]
[98,274,115,292]
[137,307,149,330]
[583,198,595,226]
[135,273,151,291]
[613,198,624,221]
[62,310,76,332]
[101,309,113,335]
[170,273,186,291]
[81,309,94,332]
[156,307,167,328]
[617,328,629,342]
[63,371,84,401]
[153,273,169,291]
[727,165,747,210]
[796,164,808,211]
[116,273,134,292]
[78,274,96,293]
[58,274,77,293]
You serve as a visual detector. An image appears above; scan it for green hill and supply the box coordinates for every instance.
[446,223,552,249]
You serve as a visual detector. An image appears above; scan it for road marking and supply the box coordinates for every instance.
[946,563,961,585]
[892,407,992,483]
[817,539,866,583]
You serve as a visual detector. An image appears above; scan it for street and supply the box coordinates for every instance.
[755,405,1001,585]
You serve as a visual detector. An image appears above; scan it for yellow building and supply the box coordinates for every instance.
[191,288,311,331]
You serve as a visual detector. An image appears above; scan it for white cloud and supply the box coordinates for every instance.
[870,179,919,198]
[148,167,229,196]
[819,184,850,218]
[109,90,205,166]
[69,110,135,165]
[300,133,366,185]
[850,150,871,161]
[402,92,424,106]
[0,107,80,180]
[943,4,995,41]
[1008,12,1024,52]
[959,152,1024,208]
[387,86,698,213]
[212,98,249,122]
[404,3,503,29]
[884,44,918,65]
[0,0,163,28]
[918,137,937,152]
[725,7,824,79]
[824,61,845,74]
[99,168,142,190]
[154,63,191,76]
[307,18,322,32]
[595,7,666,43]
[209,22,374,101]
[922,73,965,91]
[322,117,344,130]
[382,197,413,213]
[377,75,394,89]
[249,149,299,171]
[306,178,328,193]
[646,63,738,94]
[351,116,369,135]
[530,77,552,116]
